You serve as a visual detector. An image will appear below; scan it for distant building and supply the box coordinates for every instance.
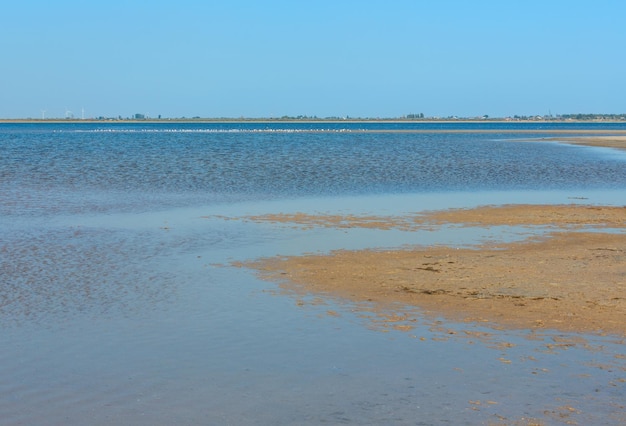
[134,113,145,119]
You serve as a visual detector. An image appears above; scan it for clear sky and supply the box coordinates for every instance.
[1,1,625,119]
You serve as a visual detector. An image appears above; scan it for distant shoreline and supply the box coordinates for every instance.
[2,118,626,125]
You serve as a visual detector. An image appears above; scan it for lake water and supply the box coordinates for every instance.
[1,122,625,425]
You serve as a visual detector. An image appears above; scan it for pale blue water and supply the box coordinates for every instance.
[1,122,625,425]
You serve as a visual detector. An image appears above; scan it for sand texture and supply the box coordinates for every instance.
[237,205,626,336]
[238,204,626,231]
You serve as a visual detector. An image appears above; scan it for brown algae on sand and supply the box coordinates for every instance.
[230,204,626,336]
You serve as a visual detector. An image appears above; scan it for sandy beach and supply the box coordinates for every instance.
[237,204,626,336]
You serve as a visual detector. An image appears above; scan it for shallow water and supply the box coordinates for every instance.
[1,123,625,424]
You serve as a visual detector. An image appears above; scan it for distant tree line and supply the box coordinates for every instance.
[10,112,626,122]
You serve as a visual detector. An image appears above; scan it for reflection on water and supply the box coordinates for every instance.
[1,123,625,424]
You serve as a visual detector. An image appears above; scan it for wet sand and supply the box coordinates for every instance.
[538,135,626,151]
[237,204,626,231]
[237,204,626,336]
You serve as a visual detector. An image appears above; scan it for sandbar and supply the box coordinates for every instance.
[238,204,626,231]
[539,135,626,151]
[237,205,626,336]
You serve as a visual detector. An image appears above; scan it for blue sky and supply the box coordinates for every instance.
[1,1,625,119]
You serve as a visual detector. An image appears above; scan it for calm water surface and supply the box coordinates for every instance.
[1,122,625,425]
